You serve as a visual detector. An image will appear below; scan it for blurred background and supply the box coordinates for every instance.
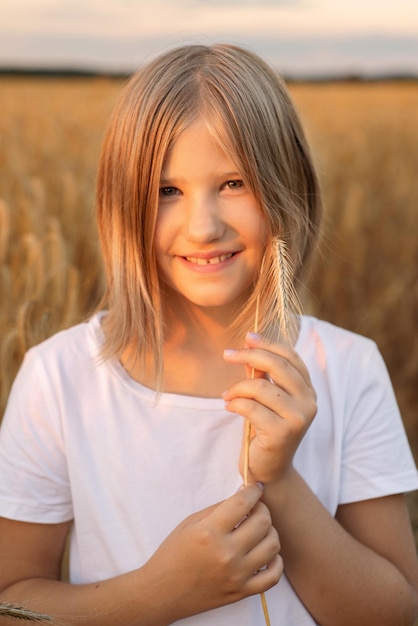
[0,0,417,554]
[1,0,418,78]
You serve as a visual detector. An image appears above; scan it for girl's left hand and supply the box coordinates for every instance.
[223,332,317,485]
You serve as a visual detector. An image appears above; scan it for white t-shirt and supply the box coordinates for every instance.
[0,313,417,625]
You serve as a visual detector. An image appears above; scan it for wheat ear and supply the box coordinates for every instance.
[0,601,52,622]
[272,237,301,346]
[243,237,300,626]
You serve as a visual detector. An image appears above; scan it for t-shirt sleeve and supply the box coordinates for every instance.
[339,341,418,504]
[0,349,73,523]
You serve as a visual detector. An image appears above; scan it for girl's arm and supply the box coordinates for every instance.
[223,333,418,626]
[0,485,282,626]
[264,471,418,626]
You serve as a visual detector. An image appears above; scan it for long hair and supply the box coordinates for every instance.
[96,43,322,385]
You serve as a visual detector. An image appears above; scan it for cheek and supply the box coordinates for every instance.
[250,212,269,252]
[153,225,167,277]
[153,213,180,286]
[153,212,171,255]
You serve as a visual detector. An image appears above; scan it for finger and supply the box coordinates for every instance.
[243,553,284,596]
[232,501,273,552]
[184,501,225,525]
[209,484,264,532]
[224,347,312,399]
[226,374,289,404]
[225,385,316,439]
[223,364,293,416]
[245,332,312,388]
[243,525,281,574]
[230,333,311,386]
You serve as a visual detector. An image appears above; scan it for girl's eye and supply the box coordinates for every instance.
[159,186,179,197]
[224,180,244,190]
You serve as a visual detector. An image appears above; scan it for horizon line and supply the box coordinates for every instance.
[1,65,417,83]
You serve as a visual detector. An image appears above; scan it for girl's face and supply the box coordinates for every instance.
[155,119,268,317]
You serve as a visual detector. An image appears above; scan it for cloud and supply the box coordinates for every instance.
[1,0,418,75]
[2,0,310,38]
[3,0,418,40]
[257,33,418,75]
[184,0,302,5]
[1,29,417,77]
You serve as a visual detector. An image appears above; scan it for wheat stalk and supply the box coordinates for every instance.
[0,601,52,622]
[243,237,301,626]
[243,298,271,625]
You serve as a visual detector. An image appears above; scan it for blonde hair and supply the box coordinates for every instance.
[96,43,322,383]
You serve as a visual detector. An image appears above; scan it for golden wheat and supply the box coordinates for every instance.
[0,601,52,622]
[0,76,417,545]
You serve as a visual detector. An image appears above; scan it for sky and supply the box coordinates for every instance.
[1,0,418,77]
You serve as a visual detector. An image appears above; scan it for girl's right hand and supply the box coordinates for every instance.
[142,484,282,621]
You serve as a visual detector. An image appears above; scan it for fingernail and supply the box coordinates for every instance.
[222,391,231,407]
[256,482,264,491]
[247,332,261,341]
[224,348,237,356]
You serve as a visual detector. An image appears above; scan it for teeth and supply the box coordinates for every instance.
[186,253,233,265]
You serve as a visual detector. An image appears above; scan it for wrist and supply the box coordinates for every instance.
[262,466,301,506]
[132,564,176,626]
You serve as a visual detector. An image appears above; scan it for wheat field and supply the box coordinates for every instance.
[0,76,417,545]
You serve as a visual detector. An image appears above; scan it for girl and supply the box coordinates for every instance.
[0,44,417,626]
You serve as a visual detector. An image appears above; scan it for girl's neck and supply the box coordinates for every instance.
[162,289,246,348]
[122,300,247,398]
[161,301,246,397]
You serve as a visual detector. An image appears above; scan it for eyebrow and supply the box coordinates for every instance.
[159,172,242,186]
[159,177,185,186]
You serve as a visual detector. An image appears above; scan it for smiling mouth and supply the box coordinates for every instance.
[184,253,235,265]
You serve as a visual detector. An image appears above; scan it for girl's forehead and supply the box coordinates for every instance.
[165,115,237,163]
[161,120,240,175]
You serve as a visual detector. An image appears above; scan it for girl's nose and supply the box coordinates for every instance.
[185,196,225,243]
